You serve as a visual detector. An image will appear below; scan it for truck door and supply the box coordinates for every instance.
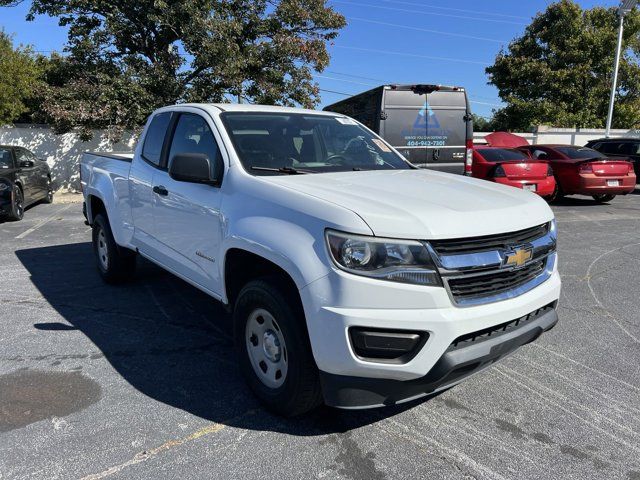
[381,89,428,168]
[150,111,224,296]
[129,111,173,251]
[423,91,468,174]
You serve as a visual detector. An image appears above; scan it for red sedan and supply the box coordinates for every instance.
[471,147,556,198]
[518,145,636,203]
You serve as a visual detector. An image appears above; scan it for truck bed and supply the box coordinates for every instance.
[84,151,135,162]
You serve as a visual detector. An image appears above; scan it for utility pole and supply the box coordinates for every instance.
[605,0,638,137]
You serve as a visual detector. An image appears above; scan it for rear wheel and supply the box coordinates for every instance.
[234,277,322,417]
[592,194,615,203]
[548,178,564,203]
[92,213,136,284]
[7,185,24,221]
[42,177,53,204]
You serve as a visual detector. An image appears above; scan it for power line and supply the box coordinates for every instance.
[319,88,353,96]
[332,45,491,66]
[379,0,530,20]
[332,0,527,25]
[315,74,377,86]
[347,17,509,43]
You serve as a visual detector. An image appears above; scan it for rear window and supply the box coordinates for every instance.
[555,146,605,159]
[477,148,529,162]
[142,112,172,166]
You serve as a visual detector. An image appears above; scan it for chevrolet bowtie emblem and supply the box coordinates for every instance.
[503,246,533,268]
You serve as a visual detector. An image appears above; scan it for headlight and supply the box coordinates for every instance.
[326,230,442,286]
[549,218,557,240]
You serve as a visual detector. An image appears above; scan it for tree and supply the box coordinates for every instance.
[471,114,498,132]
[486,0,640,131]
[1,0,345,138]
[0,31,43,125]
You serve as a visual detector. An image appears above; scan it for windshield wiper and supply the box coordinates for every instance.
[251,166,315,175]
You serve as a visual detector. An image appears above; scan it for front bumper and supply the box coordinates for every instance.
[321,304,558,408]
[300,257,561,408]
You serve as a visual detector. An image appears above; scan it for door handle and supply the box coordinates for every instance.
[153,185,168,196]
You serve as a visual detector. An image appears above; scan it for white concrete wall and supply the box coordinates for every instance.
[474,127,640,146]
[2,124,639,190]
[0,126,137,192]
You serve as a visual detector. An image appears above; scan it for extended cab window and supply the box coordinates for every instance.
[142,112,172,166]
[0,148,13,169]
[168,113,222,177]
[221,112,412,175]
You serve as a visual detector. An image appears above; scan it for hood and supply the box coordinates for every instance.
[485,132,530,148]
[268,169,553,239]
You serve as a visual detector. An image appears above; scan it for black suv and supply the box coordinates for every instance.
[0,145,53,221]
[585,137,640,179]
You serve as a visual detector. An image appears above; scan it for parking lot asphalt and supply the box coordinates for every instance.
[1,193,640,480]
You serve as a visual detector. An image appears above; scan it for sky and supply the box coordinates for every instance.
[0,0,623,118]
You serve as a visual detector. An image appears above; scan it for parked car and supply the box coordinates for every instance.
[324,84,473,175]
[585,137,640,178]
[471,146,556,199]
[81,104,560,416]
[519,145,636,203]
[0,145,53,221]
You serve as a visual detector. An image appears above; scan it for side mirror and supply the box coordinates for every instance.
[19,160,35,168]
[168,153,219,185]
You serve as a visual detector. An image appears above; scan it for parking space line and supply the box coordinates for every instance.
[79,409,257,480]
[15,204,72,239]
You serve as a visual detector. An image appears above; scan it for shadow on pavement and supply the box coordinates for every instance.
[16,242,427,436]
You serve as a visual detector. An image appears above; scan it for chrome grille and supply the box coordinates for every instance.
[430,223,549,255]
[427,222,556,307]
[447,259,546,301]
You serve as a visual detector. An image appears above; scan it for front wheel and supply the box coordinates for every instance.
[592,194,616,203]
[7,185,24,221]
[92,213,136,284]
[234,278,322,416]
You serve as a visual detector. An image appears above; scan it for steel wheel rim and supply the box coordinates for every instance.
[97,228,109,269]
[245,308,288,389]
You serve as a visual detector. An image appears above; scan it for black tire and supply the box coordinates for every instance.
[7,185,24,221]
[549,177,564,203]
[592,194,615,203]
[42,177,54,204]
[234,277,322,417]
[92,213,136,284]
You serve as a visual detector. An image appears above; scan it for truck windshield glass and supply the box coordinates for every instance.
[477,148,529,162]
[220,112,412,175]
[556,146,605,159]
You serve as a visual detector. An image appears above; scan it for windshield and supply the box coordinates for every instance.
[555,146,605,159]
[477,148,529,162]
[220,112,413,175]
[0,148,12,169]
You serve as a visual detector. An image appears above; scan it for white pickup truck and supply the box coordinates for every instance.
[81,104,561,416]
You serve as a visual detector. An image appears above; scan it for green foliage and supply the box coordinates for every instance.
[471,114,499,132]
[0,31,43,125]
[1,0,345,137]
[486,0,640,131]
